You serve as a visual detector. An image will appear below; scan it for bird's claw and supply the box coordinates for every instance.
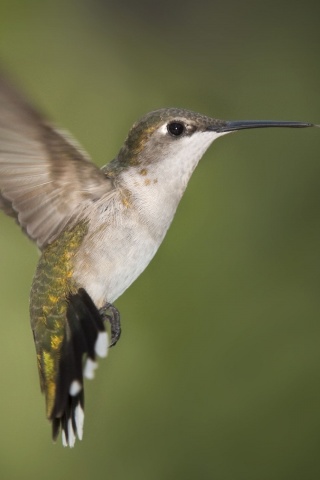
[99,303,121,347]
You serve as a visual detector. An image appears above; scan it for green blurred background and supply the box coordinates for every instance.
[0,0,320,478]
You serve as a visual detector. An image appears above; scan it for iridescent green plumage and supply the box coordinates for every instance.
[30,222,88,417]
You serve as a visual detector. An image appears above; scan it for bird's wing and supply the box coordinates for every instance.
[0,74,113,249]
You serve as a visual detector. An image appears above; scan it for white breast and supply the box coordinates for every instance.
[73,129,227,307]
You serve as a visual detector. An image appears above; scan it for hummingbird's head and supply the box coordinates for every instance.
[102,108,231,211]
[116,108,228,170]
[104,108,313,199]
[114,108,313,171]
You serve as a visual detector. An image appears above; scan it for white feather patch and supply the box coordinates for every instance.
[75,403,85,440]
[84,358,98,379]
[62,430,67,447]
[68,419,76,448]
[69,380,82,396]
[95,331,109,358]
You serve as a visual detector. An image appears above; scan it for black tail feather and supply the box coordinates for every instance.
[50,288,108,447]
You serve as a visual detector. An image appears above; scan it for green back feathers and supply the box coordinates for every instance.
[30,222,88,417]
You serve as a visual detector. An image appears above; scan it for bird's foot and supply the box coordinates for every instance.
[99,303,121,347]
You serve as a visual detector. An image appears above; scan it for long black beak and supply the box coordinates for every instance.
[209,120,315,133]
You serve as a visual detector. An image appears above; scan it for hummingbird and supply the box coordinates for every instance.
[0,73,316,447]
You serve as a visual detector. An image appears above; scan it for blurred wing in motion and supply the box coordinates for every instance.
[0,73,113,249]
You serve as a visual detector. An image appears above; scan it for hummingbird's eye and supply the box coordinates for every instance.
[167,122,185,137]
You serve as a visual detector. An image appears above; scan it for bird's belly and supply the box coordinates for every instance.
[72,220,160,308]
